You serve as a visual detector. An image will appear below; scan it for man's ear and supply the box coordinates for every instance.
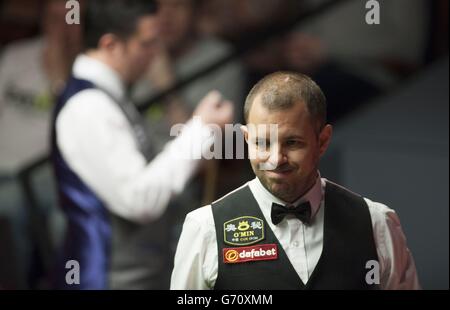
[98,33,118,51]
[240,125,249,144]
[318,124,332,157]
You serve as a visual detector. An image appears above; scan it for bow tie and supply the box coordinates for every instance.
[271,201,312,225]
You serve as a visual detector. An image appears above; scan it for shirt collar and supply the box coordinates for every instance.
[249,171,324,220]
[72,54,126,101]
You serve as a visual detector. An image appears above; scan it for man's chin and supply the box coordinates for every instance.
[269,181,290,194]
[260,177,290,198]
[260,175,308,202]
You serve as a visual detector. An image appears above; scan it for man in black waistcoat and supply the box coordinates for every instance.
[170,71,420,290]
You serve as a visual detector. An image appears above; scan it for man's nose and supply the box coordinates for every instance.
[263,144,287,170]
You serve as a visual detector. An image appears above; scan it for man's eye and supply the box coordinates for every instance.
[285,140,302,147]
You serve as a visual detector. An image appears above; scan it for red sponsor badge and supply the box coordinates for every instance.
[223,244,278,264]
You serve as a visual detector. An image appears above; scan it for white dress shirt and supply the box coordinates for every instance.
[170,175,421,290]
[56,55,214,223]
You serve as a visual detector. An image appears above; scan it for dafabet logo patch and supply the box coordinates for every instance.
[223,244,278,264]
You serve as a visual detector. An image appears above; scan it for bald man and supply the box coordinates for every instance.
[170,71,420,290]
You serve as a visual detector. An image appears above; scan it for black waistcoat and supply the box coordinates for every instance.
[211,181,379,290]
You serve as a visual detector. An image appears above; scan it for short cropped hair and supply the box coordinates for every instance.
[244,71,327,132]
[83,0,157,50]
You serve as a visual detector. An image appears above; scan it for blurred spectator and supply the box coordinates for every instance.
[131,0,248,245]
[133,0,245,126]
[0,0,83,171]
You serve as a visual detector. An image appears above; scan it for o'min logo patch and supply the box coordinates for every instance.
[223,216,264,246]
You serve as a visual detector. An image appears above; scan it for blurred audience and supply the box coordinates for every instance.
[196,0,435,122]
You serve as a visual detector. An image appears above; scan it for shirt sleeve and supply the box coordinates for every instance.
[366,198,421,290]
[170,206,218,290]
[56,88,214,223]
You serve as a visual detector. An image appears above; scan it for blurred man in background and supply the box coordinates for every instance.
[51,0,233,289]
